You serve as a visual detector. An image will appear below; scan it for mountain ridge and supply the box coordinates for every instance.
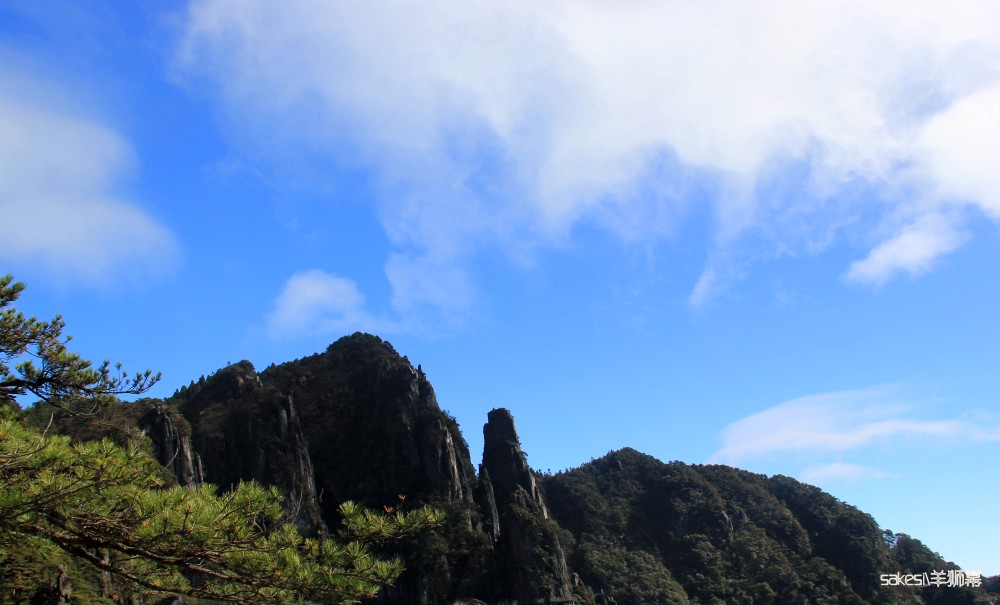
[25,333,991,605]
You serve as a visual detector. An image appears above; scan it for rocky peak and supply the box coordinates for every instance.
[482,408,548,519]
[178,334,485,603]
[479,407,573,603]
[177,361,326,536]
[261,334,478,515]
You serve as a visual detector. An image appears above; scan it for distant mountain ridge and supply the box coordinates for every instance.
[28,333,992,604]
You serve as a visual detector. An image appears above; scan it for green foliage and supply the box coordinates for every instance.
[242,334,491,602]
[0,278,443,604]
[0,410,442,604]
[0,531,115,604]
[886,532,985,605]
[21,397,159,450]
[545,449,883,605]
[0,275,159,411]
[575,536,689,605]
[6,277,986,604]
[545,450,993,605]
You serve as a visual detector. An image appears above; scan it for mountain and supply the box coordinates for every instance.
[545,448,926,604]
[22,333,992,604]
[169,333,573,605]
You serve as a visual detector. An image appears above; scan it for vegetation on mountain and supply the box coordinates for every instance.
[543,448,987,605]
[0,276,441,604]
[169,334,495,604]
[3,275,993,604]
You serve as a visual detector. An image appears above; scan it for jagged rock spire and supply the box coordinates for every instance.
[480,408,573,603]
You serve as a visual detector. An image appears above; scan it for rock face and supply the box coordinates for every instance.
[176,361,326,535]
[171,335,490,604]
[260,338,478,523]
[260,335,486,605]
[480,408,574,604]
[481,408,549,523]
[167,335,581,604]
[138,404,203,487]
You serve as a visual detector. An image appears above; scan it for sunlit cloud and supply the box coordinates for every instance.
[178,0,1000,310]
[266,269,395,339]
[710,387,1000,464]
[915,83,1000,218]
[0,73,179,282]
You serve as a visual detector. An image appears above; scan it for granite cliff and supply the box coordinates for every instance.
[165,334,572,604]
[480,408,573,603]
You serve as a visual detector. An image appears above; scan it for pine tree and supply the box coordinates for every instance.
[0,275,159,412]
[0,275,442,604]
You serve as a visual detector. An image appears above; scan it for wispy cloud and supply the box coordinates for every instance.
[0,70,178,283]
[844,213,969,285]
[266,269,395,340]
[177,1,1000,310]
[799,462,897,486]
[710,387,1000,465]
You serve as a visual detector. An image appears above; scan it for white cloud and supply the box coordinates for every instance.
[267,269,393,339]
[0,72,178,283]
[710,387,996,463]
[177,0,1000,308]
[916,83,1000,218]
[688,268,720,309]
[844,213,968,285]
[800,462,896,486]
[384,252,476,318]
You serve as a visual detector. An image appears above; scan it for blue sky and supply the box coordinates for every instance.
[3,0,1000,576]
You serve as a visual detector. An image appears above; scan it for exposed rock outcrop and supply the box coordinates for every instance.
[171,335,489,604]
[482,408,549,521]
[138,404,202,486]
[178,361,326,535]
[480,408,573,604]
[167,337,579,604]
[163,338,585,604]
[260,335,479,528]
[476,466,501,541]
[262,335,487,605]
